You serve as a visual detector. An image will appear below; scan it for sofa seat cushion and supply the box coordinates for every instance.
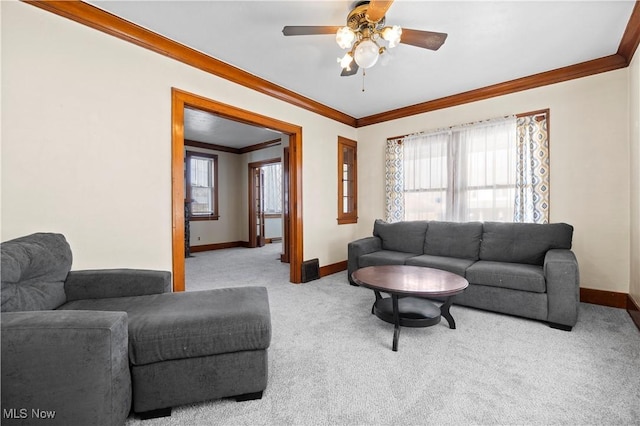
[358,250,418,268]
[1,233,72,312]
[405,255,474,277]
[423,221,483,260]
[59,286,271,366]
[465,261,546,293]
[373,219,429,254]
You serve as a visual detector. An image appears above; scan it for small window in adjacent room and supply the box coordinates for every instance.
[337,136,358,224]
[186,151,218,220]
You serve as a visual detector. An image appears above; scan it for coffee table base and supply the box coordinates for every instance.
[372,295,457,351]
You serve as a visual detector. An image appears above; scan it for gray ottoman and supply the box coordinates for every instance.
[60,286,271,417]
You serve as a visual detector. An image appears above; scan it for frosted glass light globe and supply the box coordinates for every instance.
[336,27,356,49]
[382,25,402,48]
[354,39,380,69]
[338,53,354,70]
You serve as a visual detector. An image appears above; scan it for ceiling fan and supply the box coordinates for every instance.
[282,0,448,77]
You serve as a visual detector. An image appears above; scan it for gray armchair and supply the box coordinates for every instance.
[2,310,132,426]
[1,233,271,425]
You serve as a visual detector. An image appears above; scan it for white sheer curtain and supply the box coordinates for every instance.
[262,163,282,214]
[388,116,517,222]
[451,117,517,222]
[403,131,450,221]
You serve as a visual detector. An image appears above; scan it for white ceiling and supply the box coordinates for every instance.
[184,108,283,148]
[88,0,635,120]
[85,0,635,147]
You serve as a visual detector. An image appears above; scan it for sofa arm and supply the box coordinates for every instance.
[544,249,580,329]
[64,269,172,301]
[347,236,382,285]
[1,310,131,426]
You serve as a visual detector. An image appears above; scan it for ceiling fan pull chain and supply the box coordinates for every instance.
[362,69,366,92]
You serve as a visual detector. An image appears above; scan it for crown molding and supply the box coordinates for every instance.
[185,139,241,154]
[184,138,281,154]
[240,138,282,154]
[618,0,640,64]
[355,54,627,127]
[22,0,640,129]
[23,0,357,127]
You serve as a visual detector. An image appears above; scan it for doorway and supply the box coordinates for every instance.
[171,88,303,291]
[248,158,288,253]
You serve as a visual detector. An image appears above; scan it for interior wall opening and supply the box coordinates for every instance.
[171,88,303,291]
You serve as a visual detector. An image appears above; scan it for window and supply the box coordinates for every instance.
[186,151,218,220]
[338,136,357,224]
[386,111,549,224]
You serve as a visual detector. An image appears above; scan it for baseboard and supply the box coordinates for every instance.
[628,294,640,332]
[190,241,249,252]
[579,287,628,309]
[319,260,347,278]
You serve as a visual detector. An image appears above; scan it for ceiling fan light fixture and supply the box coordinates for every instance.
[381,25,402,48]
[336,26,356,49]
[282,0,449,79]
[354,38,380,69]
[338,52,354,70]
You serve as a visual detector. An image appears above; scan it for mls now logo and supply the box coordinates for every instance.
[3,408,56,420]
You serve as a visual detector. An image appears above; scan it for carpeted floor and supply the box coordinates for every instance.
[126,244,640,425]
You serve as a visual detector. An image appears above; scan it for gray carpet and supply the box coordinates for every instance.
[126,244,640,425]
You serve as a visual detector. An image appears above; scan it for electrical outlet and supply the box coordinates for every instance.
[197,237,201,241]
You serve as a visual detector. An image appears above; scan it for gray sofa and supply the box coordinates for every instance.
[1,233,271,425]
[348,220,579,330]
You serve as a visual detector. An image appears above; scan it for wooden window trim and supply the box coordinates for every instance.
[337,136,358,225]
[186,150,219,221]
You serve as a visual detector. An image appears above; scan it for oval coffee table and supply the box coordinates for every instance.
[351,265,469,351]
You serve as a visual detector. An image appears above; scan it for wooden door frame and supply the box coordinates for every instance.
[280,147,290,263]
[171,88,303,291]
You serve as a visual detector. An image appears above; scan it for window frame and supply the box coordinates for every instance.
[388,110,549,223]
[186,150,219,221]
[337,136,358,225]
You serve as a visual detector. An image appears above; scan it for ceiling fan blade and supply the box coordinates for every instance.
[365,0,394,23]
[340,63,359,77]
[400,29,448,50]
[282,26,341,36]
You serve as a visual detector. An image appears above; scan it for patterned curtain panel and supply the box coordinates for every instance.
[385,139,404,222]
[514,113,550,223]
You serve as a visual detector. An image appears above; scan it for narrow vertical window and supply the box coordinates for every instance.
[186,151,218,220]
[337,136,358,224]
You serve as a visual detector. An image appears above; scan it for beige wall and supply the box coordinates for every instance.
[357,69,631,293]
[186,141,287,247]
[1,1,635,294]
[1,1,358,271]
[630,51,640,304]
[185,147,243,247]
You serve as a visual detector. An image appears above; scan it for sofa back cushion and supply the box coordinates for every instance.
[424,221,483,260]
[1,233,72,312]
[373,219,428,254]
[479,222,573,265]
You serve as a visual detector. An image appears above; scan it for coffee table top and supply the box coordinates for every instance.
[351,265,468,297]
